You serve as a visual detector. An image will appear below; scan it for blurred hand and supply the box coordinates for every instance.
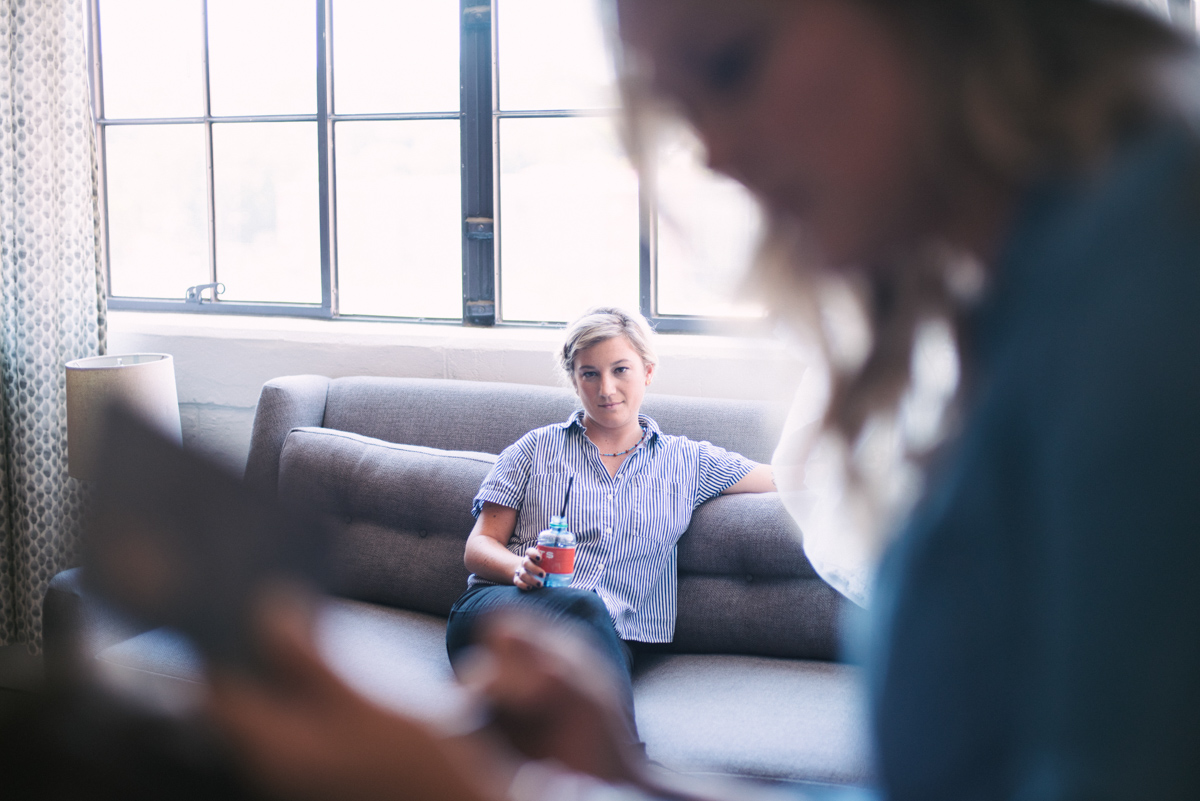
[208,589,514,801]
[457,610,644,786]
[514,547,546,591]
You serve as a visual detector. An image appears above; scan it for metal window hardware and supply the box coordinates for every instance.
[466,217,493,240]
[463,5,490,28]
[185,282,225,304]
[465,300,495,325]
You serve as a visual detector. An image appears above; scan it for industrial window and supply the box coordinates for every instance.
[90,0,764,331]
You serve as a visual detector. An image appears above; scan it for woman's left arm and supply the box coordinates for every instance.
[721,464,775,494]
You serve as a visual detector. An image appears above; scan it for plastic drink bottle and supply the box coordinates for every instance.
[536,515,576,587]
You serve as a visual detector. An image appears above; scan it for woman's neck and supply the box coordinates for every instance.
[582,417,645,453]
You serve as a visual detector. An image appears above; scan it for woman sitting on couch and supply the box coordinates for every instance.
[445,306,775,743]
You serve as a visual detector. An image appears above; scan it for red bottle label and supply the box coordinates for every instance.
[540,545,576,574]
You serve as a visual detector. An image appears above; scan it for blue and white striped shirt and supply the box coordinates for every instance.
[470,411,756,642]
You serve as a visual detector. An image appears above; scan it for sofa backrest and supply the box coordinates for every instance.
[245,376,787,495]
[256,376,846,661]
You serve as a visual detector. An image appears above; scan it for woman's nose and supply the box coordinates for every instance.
[599,374,616,396]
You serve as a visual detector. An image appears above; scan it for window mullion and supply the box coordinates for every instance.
[201,0,218,288]
[639,181,655,322]
[460,2,495,326]
[317,0,335,316]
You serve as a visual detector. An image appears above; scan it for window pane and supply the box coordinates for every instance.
[499,117,638,323]
[105,125,209,298]
[213,123,321,303]
[333,0,459,113]
[335,121,461,318]
[98,0,204,118]
[208,0,316,116]
[655,133,765,318]
[497,0,616,111]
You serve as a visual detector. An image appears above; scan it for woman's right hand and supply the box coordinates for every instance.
[513,547,546,591]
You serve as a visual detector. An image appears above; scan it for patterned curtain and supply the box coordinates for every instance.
[0,0,107,650]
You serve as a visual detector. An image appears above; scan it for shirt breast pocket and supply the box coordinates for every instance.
[525,468,571,523]
[631,479,686,542]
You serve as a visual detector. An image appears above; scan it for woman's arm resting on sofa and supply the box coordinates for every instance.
[465,503,546,590]
[722,464,776,495]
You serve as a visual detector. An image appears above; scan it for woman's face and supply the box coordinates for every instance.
[572,335,654,435]
[617,0,936,268]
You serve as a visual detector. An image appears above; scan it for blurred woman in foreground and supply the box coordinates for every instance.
[213,1,1200,799]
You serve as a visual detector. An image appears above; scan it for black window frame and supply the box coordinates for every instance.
[89,0,764,334]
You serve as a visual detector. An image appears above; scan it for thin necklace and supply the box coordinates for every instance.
[599,425,648,458]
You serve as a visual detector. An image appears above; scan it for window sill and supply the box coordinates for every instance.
[109,310,803,403]
[107,310,804,469]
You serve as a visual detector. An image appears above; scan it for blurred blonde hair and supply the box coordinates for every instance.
[616,0,1188,464]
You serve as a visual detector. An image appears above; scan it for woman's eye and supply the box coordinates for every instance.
[701,35,761,94]
[615,366,628,374]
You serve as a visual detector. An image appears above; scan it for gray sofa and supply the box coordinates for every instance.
[44,375,870,787]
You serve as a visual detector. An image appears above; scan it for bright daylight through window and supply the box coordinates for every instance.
[92,0,764,329]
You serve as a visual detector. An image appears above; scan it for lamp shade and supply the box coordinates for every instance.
[65,353,182,480]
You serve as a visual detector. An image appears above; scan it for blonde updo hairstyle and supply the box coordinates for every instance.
[558,307,658,388]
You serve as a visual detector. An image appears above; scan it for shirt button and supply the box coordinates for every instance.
[605,527,612,534]
[607,493,613,500]
[598,563,605,571]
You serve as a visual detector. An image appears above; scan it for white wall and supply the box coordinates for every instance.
[108,311,805,472]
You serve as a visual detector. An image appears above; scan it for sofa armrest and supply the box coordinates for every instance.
[244,375,331,496]
[42,567,152,684]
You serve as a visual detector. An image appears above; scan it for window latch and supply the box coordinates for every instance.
[463,5,490,29]
[185,282,225,304]
[466,217,493,240]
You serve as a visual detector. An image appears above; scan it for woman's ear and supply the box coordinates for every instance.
[644,362,655,386]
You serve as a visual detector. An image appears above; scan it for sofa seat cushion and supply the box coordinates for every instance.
[91,597,868,785]
[92,598,462,721]
[634,654,870,786]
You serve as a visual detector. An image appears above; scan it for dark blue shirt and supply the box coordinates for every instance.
[869,122,1200,798]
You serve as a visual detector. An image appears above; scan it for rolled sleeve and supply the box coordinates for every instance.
[694,440,757,506]
[472,431,537,517]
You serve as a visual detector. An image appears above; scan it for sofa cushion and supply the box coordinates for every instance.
[92,598,463,722]
[316,377,784,464]
[678,493,815,579]
[672,576,844,660]
[92,599,866,785]
[634,653,870,785]
[277,427,495,615]
[673,493,847,660]
[321,377,579,457]
[310,598,462,721]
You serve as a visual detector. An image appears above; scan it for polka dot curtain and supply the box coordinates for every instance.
[1,0,107,651]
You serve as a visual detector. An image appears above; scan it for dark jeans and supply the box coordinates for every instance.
[446,583,640,744]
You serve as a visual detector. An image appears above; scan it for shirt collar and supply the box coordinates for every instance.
[561,410,662,444]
